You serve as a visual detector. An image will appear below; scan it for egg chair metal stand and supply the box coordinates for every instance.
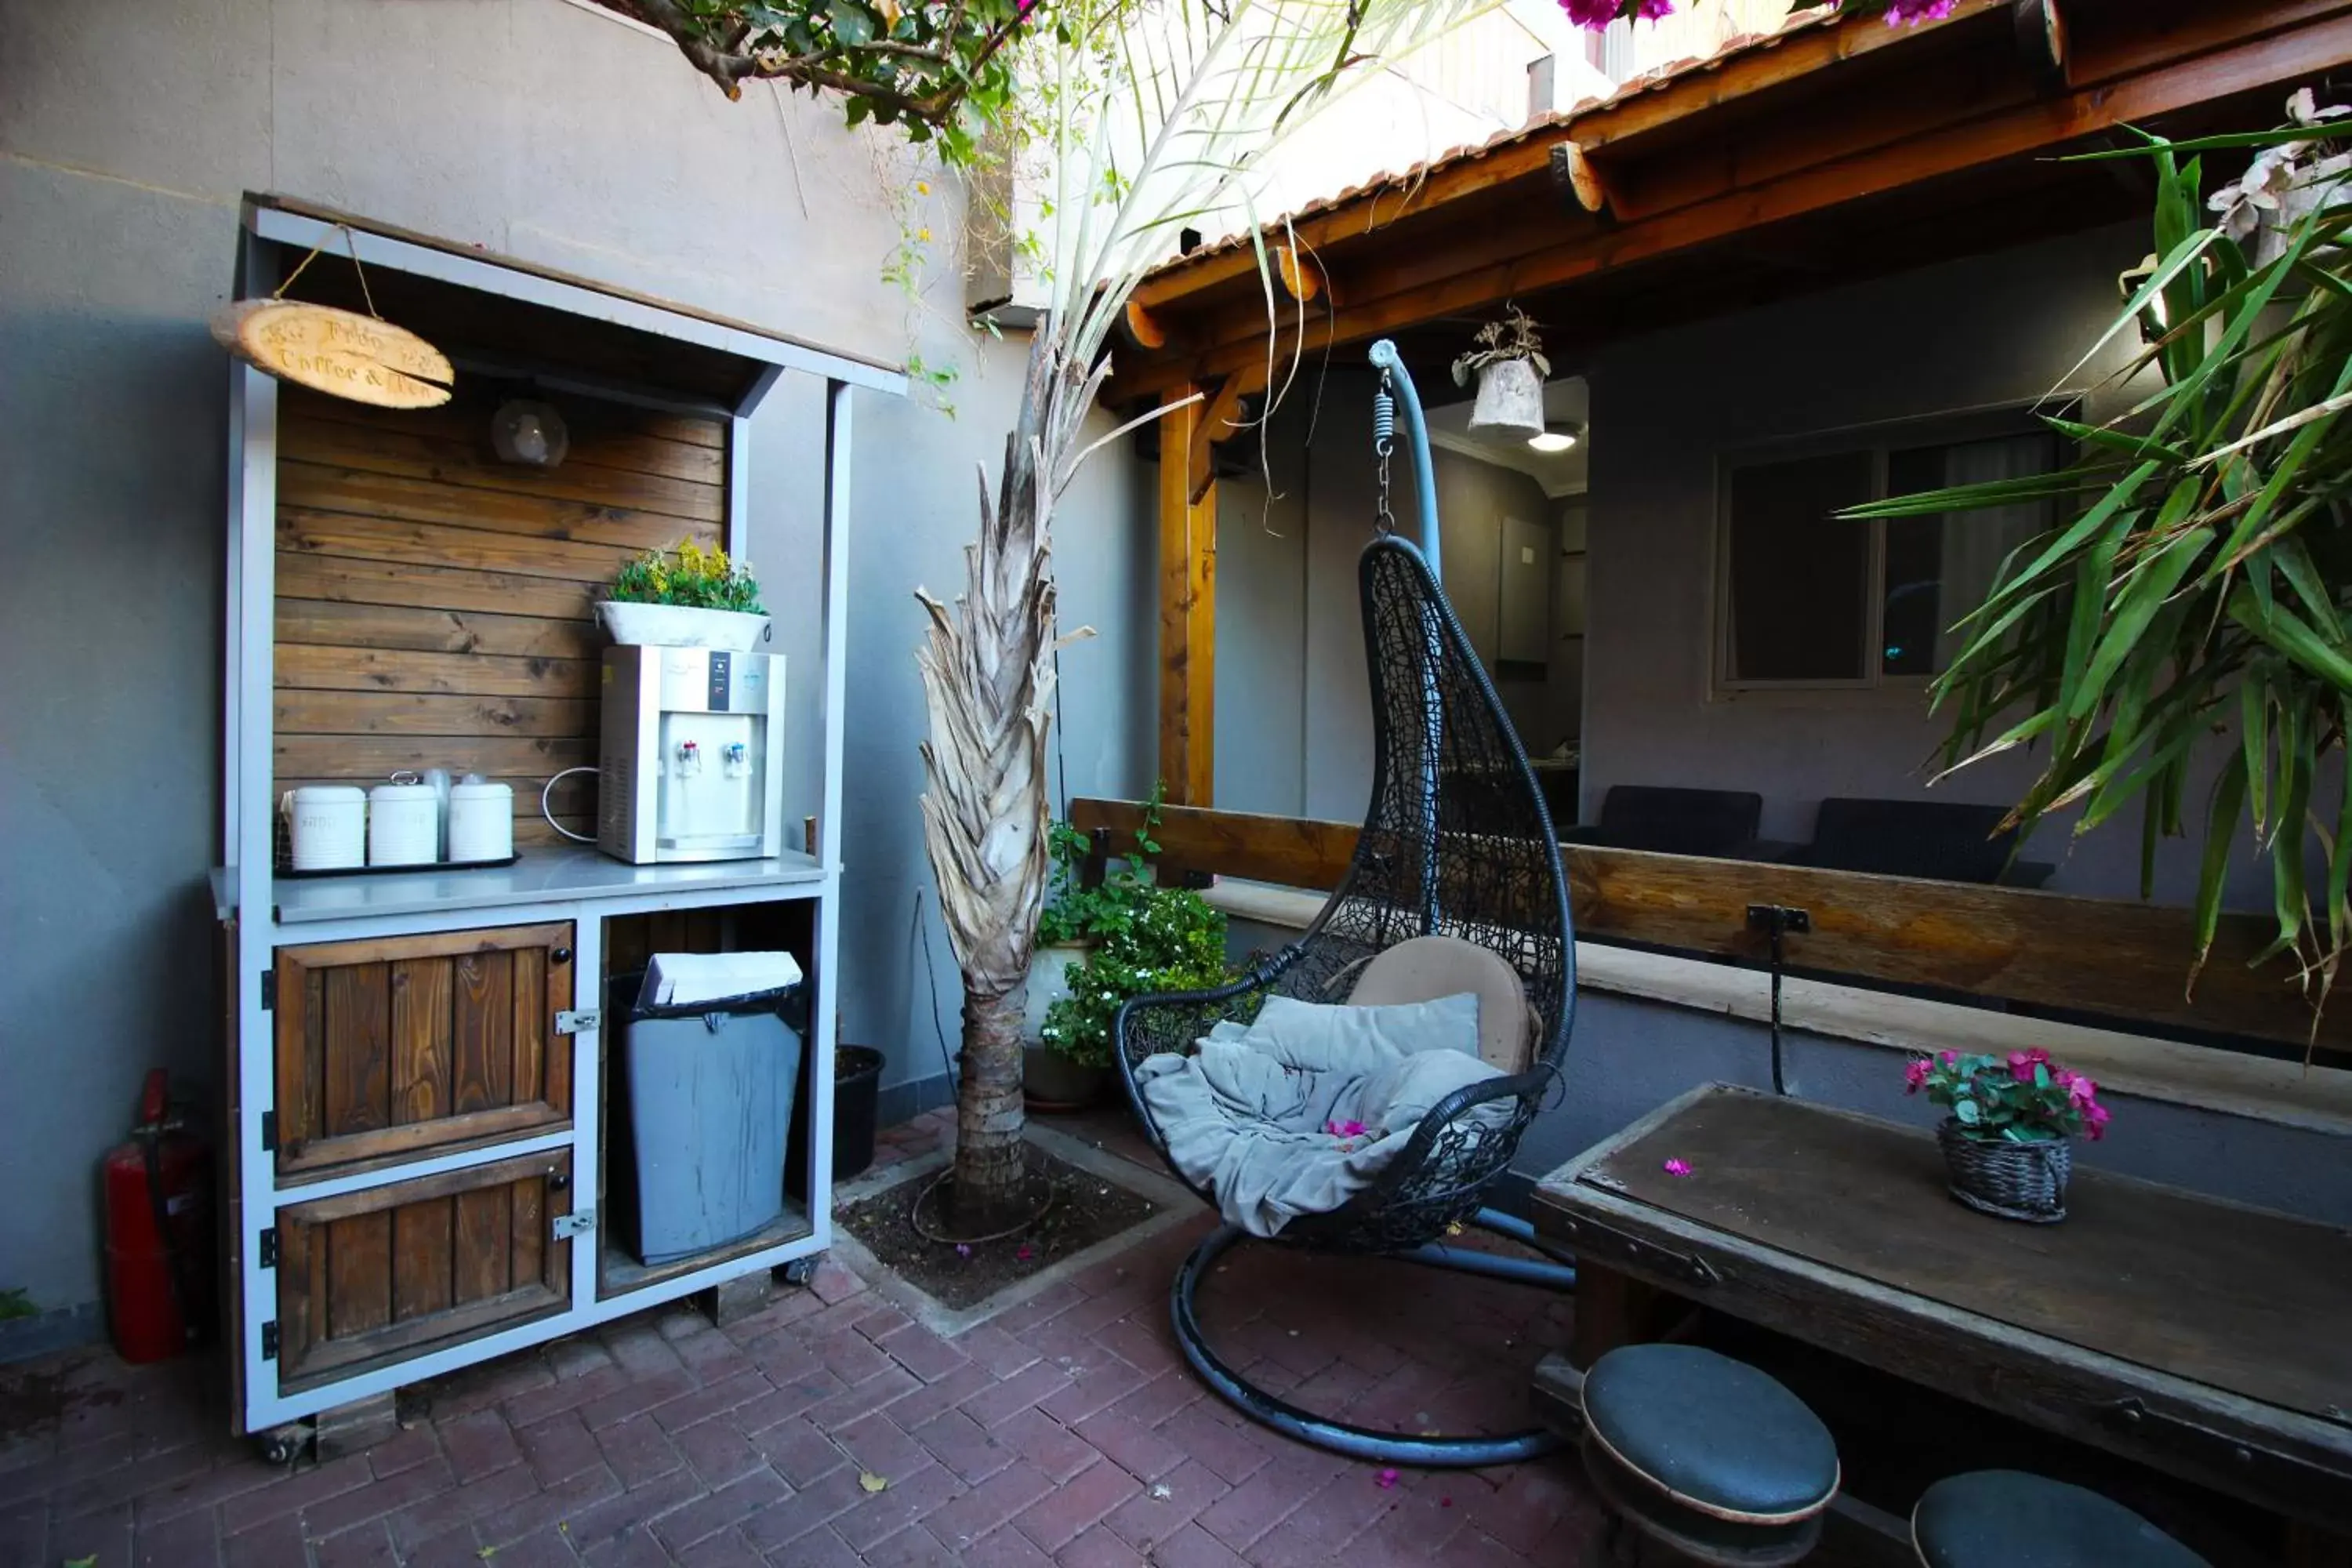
[1111,341,1579,1467]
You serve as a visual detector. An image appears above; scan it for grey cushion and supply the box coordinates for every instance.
[1913,1471,2210,1568]
[1582,1345,1838,1523]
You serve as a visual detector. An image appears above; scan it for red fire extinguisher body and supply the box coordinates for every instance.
[103,1069,215,1364]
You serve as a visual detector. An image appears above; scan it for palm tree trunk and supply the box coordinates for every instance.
[916,328,1073,1232]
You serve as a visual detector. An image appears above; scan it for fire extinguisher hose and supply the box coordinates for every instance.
[140,1127,201,1345]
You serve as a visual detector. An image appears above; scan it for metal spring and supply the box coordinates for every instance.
[1373,387,1396,449]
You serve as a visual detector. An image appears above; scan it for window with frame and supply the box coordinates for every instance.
[1717,423,2061,689]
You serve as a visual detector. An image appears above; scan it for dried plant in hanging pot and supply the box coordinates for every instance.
[1453,307,1549,439]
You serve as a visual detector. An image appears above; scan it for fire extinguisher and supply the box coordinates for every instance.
[102,1069,215,1363]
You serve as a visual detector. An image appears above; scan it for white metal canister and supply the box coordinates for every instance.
[446,782,514,863]
[284,785,366,871]
[368,782,441,867]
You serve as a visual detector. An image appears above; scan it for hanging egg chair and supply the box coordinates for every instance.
[1112,340,1579,1468]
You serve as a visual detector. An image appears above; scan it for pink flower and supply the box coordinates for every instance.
[1440,1497,1453,1508]
[2084,1102,2111,1141]
[2067,1074,2097,1105]
[1376,1468,1399,1490]
[1016,1244,1034,1261]
[1325,1119,1367,1139]
[1558,0,1616,27]
[1904,1058,1931,1094]
[1882,0,1957,23]
[1938,1049,1959,1067]
[955,1243,972,1258]
[1637,0,1673,15]
[1663,1158,1693,1178]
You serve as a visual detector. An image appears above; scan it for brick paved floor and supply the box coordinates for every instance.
[0,1110,1595,1566]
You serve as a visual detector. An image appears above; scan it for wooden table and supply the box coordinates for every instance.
[1530,1083,2352,1548]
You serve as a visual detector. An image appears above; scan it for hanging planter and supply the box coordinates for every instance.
[1452,307,1549,440]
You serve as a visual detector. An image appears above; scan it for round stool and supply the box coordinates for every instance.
[1579,1344,1839,1566]
[1911,1471,2211,1567]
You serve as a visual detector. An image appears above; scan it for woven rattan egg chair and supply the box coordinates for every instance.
[1111,346,1578,1468]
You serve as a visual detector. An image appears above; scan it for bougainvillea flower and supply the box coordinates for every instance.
[1882,0,1957,23]
[1557,0,1618,27]
[1016,1244,1034,1261]
[1663,1158,1693,1178]
[1325,1119,1367,1138]
[1377,1468,1399,1490]
[1904,1058,1932,1094]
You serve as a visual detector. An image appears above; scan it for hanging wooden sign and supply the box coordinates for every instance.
[210,299,452,409]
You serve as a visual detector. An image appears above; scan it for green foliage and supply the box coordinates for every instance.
[607,538,765,613]
[653,0,1036,165]
[1039,885,1229,1066]
[1849,96,2352,1027]
[1032,782,1231,1065]
[0,1287,34,1322]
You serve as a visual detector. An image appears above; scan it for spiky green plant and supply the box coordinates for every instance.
[1852,93,2352,1030]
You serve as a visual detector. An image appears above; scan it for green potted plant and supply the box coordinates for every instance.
[1023,785,1228,1109]
[599,537,771,652]
[1906,1049,2111,1224]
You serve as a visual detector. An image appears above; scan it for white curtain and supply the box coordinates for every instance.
[1935,435,2048,671]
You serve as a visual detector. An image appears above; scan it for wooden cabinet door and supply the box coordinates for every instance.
[274,923,573,1177]
[275,1149,572,1391]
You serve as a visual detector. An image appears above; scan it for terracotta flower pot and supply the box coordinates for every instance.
[1937,1118,2071,1223]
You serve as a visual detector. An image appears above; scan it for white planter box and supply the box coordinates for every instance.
[597,601,772,652]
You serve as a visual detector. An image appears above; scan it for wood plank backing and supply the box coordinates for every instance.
[1065,797,2352,1058]
[271,385,728,814]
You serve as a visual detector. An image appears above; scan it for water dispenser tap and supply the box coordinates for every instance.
[676,739,702,776]
[724,742,750,779]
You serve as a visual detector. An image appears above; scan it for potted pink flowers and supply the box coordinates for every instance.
[1904,1049,2110,1224]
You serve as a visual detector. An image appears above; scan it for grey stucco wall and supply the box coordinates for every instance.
[1212,371,1559,821]
[0,0,1149,1316]
[1580,220,2275,907]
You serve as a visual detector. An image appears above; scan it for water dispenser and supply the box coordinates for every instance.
[597,646,787,863]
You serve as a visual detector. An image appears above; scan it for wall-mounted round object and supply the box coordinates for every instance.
[492,398,569,468]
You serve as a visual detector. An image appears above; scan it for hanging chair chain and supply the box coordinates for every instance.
[1373,368,1397,536]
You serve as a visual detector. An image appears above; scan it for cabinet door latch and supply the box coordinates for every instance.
[260,1321,280,1361]
[553,1209,596,1240]
[257,1227,279,1269]
[554,1010,600,1036]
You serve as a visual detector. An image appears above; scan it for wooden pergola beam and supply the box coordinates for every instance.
[1157,382,1217,807]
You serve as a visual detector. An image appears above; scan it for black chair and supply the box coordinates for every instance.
[1113,533,1578,1468]
[1567,784,1765,858]
[1795,797,2036,886]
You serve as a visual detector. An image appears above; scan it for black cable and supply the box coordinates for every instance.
[913,888,960,1094]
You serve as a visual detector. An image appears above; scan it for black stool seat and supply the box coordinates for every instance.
[1581,1345,1838,1566]
[1585,1345,1840,1522]
[1912,1472,2211,1568]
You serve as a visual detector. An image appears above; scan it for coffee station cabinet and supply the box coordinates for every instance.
[213,195,905,1442]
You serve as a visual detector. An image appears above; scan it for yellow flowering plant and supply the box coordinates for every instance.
[608,538,764,614]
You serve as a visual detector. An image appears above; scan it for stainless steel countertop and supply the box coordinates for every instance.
[217,846,826,927]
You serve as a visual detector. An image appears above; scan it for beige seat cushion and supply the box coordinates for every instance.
[1346,935,1535,1074]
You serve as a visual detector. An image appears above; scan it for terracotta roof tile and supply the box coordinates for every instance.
[1152,6,1839,276]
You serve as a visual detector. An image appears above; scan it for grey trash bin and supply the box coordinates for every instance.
[622,982,804,1266]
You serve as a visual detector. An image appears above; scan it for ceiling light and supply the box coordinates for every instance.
[1526,427,1578,454]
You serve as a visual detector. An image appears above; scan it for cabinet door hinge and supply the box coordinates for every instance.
[257,1227,278,1269]
[552,1209,596,1240]
[259,970,276,1011]
[260,1321,280,1361]
[554,1009,600,1036]
[259,1109,278,1153]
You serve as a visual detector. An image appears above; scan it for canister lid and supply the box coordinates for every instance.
[449,782,514,801]
[370,782,440,802]
[292,785,366,804]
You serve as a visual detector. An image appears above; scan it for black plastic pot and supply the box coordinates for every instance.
[789,1044,885,1197]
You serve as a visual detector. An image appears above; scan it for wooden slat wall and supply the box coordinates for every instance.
[271,386,727,845]
[1068,796,2352,1060]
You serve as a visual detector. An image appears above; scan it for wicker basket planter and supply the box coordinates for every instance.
[1937,1119,2071,1224]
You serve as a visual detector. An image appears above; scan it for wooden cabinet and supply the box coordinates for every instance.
[273,924,574,1177]
[274,1149,572,1390]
